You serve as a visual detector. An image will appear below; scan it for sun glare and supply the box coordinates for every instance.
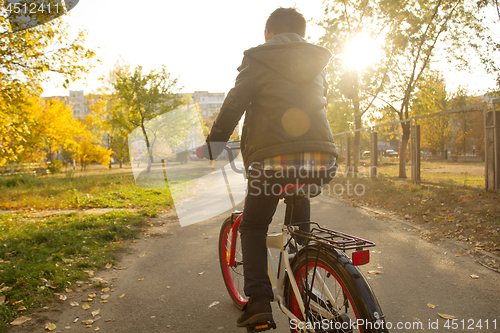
[344,33,382,70]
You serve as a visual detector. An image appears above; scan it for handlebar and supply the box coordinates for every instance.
[223,144,244,174]
[196,141,244,175]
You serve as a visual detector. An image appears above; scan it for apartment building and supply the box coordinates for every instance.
[44,90,91,119]
[189,91,225,120]
[69,90,91,119]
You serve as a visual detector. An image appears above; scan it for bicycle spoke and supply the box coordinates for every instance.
[288,248,364,333]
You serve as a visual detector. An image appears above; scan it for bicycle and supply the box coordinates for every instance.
[217,146,389,333]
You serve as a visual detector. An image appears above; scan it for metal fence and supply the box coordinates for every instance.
[0,163,45,176]
[332,99,500,191]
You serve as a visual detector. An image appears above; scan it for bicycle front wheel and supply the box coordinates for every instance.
[286,246,387,333]
[219,215,247,310]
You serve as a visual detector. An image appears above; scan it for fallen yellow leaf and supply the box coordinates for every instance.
[105,263,112,269]
[45,323,56,331]
[438,313,457,320]
[82,320,93,325]
[17,306,26,311]
[10,316,31,326]
[101,287,110,293]
[101,294,110,300]
[82,304,90,310]
[59,294,67,301]
[470,274,479,279]
[84,270,95,277]
[138,277,145,281]
[70,301,79,307]
[118,294,125,299]
[45,281,57,289]
[427,303,436,309]
[367,270,384,275]
[91,309,100,317]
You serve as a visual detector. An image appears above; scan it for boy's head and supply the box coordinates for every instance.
[265,7,306,40]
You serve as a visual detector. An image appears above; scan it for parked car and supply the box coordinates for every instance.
[384,149,398,158]
[362,151,371,158]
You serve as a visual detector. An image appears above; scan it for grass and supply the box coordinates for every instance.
[354,158,486,189]
[327,174,500,253]
[0,169,172,211]
[0,167,173,332]
[0,211,148,332]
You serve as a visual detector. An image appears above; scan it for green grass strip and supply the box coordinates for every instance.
[0,211,146,332]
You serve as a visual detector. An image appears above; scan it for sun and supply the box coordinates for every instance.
[344,33,383,70]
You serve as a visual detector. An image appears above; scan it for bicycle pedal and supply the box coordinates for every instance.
[246,320,276,332]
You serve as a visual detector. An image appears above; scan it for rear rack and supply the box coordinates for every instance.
[290,222,376,251]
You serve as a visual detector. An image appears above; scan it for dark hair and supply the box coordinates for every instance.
[265,7,306,37]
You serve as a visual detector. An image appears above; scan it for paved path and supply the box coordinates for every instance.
[12,194,500,333]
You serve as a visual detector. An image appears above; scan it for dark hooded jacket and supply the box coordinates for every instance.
[206,33,337,167]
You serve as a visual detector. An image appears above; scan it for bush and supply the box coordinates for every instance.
[48,160,63,174]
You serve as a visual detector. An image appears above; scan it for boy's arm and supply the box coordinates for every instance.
[205,57,254,154]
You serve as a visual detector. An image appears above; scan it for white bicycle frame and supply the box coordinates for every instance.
[266,226,338,333]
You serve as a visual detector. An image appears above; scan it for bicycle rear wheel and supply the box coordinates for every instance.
[286,245,387,333]
[219,214,247,310]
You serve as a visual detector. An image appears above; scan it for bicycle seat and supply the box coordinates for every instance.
[278,184,322,199]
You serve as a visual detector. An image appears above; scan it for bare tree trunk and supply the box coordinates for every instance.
[353,112,361,173]
[140,123,153,173]
[352,70,361,173]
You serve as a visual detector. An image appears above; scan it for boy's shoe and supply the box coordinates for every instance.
[236,292,273,327]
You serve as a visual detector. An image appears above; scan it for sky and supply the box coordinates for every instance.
[40,0,499,98]
[41,0,327,96]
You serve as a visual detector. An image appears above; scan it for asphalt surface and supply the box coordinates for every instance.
[12,194,500,333]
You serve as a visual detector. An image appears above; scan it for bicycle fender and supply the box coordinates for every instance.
[331,248,389,333]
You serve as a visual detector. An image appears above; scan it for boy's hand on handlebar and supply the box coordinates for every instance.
[197,142,224,160]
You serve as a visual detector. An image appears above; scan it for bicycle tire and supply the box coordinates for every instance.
[286,245,388,333]
[219,214,247,310]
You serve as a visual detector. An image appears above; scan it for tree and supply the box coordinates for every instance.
[477,0,500,22]
[0,0,97,102]
[411,71,451,156]
[90,59,131,168]
[0,91,84,165]
[319,0,499,177]
[382,0,500,177]
[319,0,392,171]
[71,114,113,171]
[114,65,186,173]
[73,136,112,171]
[326,92,355,135]
[448,90,485,159]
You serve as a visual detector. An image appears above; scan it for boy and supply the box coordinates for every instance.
[201,7,337,328]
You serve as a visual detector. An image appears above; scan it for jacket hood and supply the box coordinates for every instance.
[244,33,332,83]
